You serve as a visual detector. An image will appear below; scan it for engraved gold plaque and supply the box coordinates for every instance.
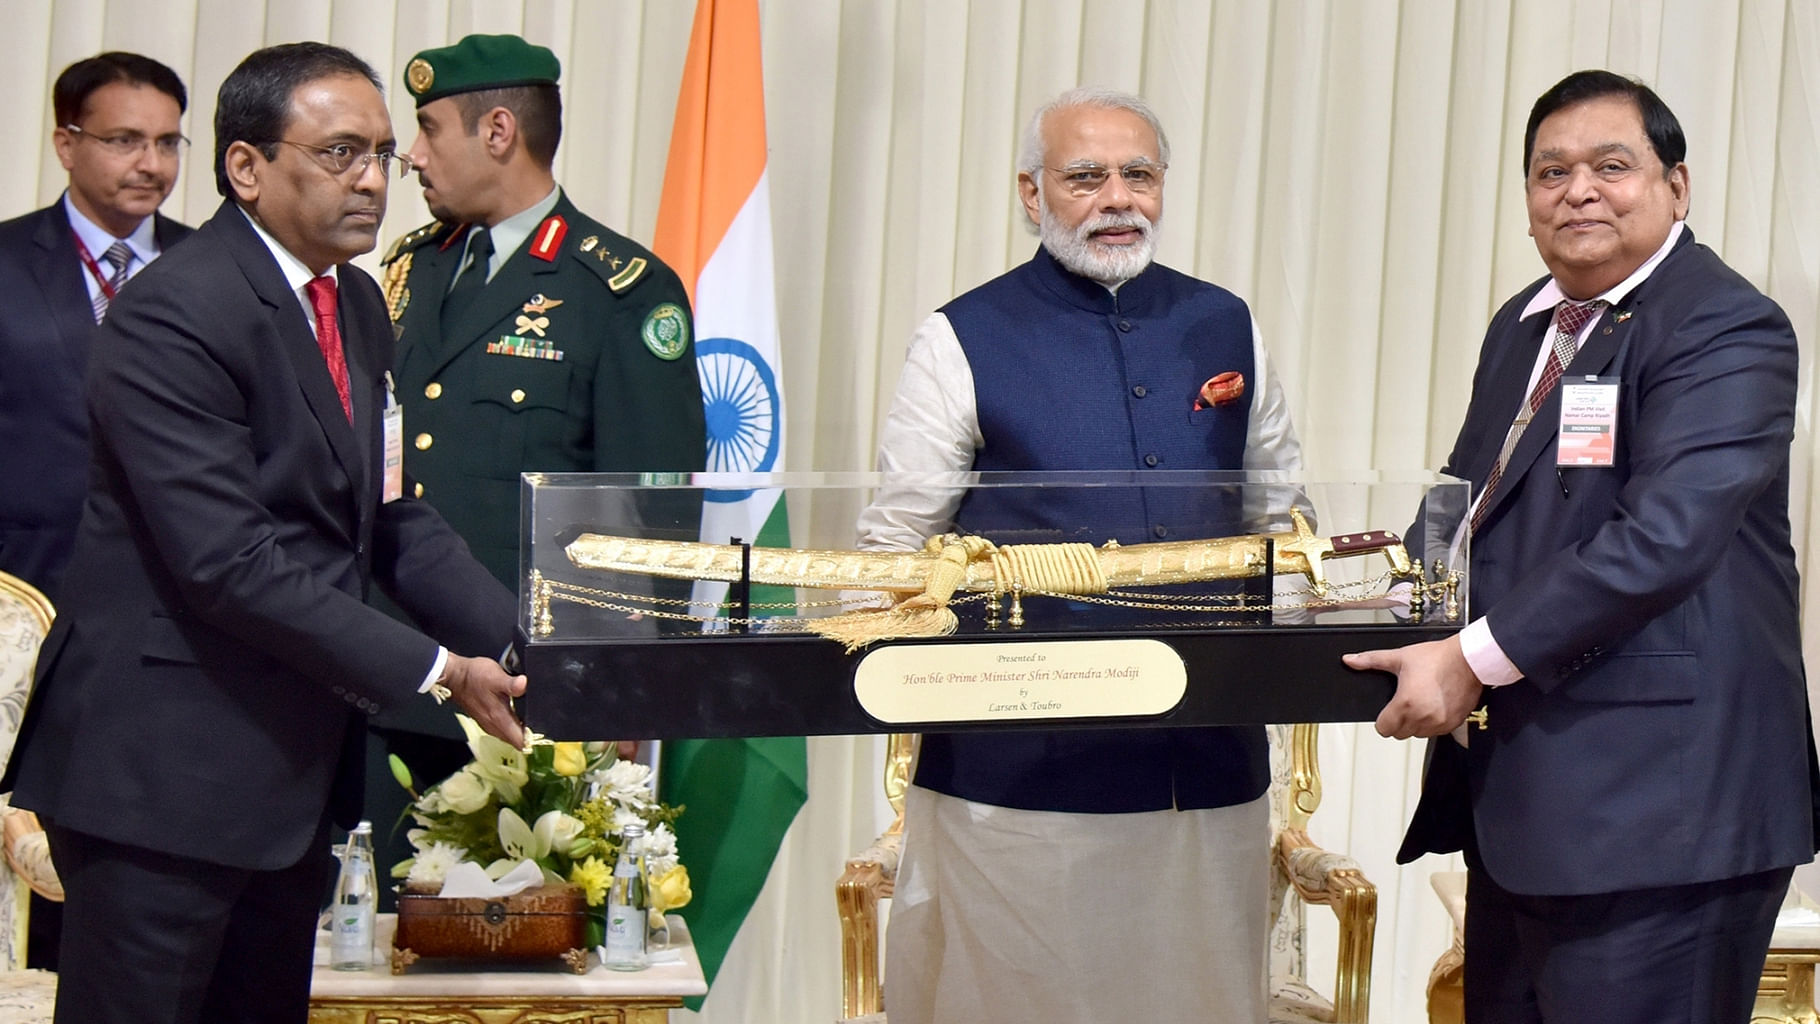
[852,638,1186,725]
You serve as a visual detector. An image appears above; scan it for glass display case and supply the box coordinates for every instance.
[515,471,1469,739]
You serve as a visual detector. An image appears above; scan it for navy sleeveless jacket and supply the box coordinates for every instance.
[910,246,1271,813]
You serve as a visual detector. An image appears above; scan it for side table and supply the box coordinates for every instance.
[310,913,707,1024]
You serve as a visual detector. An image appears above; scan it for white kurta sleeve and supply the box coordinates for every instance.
[856,312,981,552]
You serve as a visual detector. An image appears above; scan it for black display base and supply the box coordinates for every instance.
[517,624,1458,739]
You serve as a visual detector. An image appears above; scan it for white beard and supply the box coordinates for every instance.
[1039,195,1159,283]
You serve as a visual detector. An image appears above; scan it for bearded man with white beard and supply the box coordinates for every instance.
[854,87,1302,1024]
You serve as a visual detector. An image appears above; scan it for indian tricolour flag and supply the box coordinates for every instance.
[651,0,807,1006]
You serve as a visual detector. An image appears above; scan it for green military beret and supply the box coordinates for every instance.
[404,34,561,106]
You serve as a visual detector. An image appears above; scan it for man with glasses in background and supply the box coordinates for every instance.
[0,52,193,606]
[857,86,1302,1024]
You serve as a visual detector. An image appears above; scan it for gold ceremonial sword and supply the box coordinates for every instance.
[563,508,1412,599]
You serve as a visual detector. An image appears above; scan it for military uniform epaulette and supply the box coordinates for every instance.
[381,221,463,322]
[569,228,655,295]
[381,221,459,266]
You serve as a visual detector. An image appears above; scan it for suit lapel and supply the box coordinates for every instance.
[341,284,377,507]
[1477,296,1649,529]
[213,204,366,508]
[1462,311,1551,491]
[1491,305,1617,496]
[30,206,101,374]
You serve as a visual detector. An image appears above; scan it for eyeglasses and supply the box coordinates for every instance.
[1046,160,1168,197]
[278,140,415,178]
[64,124,189,159]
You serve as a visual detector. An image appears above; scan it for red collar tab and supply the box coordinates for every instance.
[529,215,568,262]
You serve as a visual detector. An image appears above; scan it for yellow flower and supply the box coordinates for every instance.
[552,741,587,777]
[569,856,611,906]
[651,865,692,912]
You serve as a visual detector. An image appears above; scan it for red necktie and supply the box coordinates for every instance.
[304,275,353,422]
[1469,298,1605,534]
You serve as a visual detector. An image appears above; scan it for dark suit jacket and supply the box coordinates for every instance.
[1398,228,1819,895]
[0,201,191,600]
[3,200,514,872]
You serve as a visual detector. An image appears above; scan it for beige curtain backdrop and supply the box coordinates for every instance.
[5,1,1817,1021]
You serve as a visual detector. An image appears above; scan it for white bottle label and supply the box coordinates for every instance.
[604,901,645,966]
[330,906,373,966]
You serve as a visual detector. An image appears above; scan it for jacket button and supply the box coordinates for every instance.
[1152,524,1168,539]
[511,389,527,404]
[414,482,425,499]
[424,382,443,400]
[344,692,358,704]
[415,433,433,450]
[1132,385,1147,398]
[1117,319,1133,332]
[1144,453,1160,467]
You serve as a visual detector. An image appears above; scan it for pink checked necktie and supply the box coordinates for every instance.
[1469,298,1605,534]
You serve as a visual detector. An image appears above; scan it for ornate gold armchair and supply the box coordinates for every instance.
[836,724,1377,1023]
[0,570,59,1015]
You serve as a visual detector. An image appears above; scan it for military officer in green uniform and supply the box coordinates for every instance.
[368,35,706,888]
[382,33,705,587]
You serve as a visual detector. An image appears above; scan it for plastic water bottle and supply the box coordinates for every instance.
[329,820,377,971]
[603,822,649,971]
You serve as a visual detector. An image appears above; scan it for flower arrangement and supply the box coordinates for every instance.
[388,716,691,924]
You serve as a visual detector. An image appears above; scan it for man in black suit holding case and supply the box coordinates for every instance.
[1347,71,1817,1024]
[3,43,526,1024]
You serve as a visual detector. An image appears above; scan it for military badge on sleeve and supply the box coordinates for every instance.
[642,303,691,361]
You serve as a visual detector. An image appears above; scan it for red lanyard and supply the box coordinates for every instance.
[71,231,128,301]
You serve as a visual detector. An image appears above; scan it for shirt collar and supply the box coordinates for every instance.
[481,185,564,280]
[1521,219,1685,320]
[237,205,336,308]
[63,191,160,269]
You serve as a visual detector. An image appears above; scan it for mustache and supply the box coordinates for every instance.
[1080,212,1151,237]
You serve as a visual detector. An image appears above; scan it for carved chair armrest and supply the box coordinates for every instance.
[1277,827,1375,1024]
[2,808,61,902]
[837,823,903,1019]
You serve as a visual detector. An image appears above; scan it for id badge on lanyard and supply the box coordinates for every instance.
[382,370,405,502]
[1557,375,1620,467]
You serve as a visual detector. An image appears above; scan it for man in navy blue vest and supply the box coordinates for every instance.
[857,87,1302,1024]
